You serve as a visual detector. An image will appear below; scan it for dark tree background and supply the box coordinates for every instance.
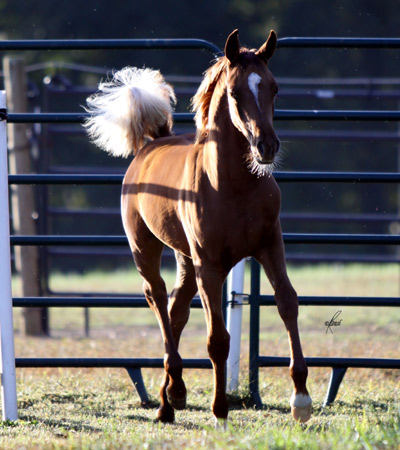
[1,0,399,270]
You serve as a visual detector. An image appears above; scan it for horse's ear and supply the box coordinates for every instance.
[225,29,240,63]
[256,30,277,63]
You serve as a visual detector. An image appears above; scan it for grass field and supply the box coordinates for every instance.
[2,263,400,449]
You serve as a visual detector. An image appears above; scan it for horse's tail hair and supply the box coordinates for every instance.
[83,67,176,157]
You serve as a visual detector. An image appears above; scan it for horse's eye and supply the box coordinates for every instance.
[274,86,280,96]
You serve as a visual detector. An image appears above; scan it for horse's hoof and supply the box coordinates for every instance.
[214,417,228,430]
[167,393,186,410]
[156,406,175,423]
[290,392,312,423]
[291,404,312,423]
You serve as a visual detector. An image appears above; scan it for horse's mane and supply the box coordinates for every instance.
[191,56,229,141]
[191,48,258,141]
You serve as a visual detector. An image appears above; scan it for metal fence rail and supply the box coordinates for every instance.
[15,357,212,369]
[9,233,400,246]
[277,37,400,48]
[12,295,400,308]
[7,110,400,123]
[8,172,400,184]
[0,38,222,56]
[12,297,203,308]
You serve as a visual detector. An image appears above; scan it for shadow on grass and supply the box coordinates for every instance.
[185,403,209,412]
[43,392,84,404]
[124,412,207,431]
[257,403,291,414]
[134,397,210,413]
[226,391,292,414]
[18,413,103,434]
[124,414,157,423]
[17,398,42,409]
[318,398,393,416]
[352,398,393,411]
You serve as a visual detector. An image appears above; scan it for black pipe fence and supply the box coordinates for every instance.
[4,36,400,409]
[0,38,222,55]
[8,233,400,246]
[8,171,400,184]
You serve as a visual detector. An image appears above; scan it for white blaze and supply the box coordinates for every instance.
[248,72,261,109]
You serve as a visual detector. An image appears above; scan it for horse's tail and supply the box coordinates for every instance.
[83,67,176,157]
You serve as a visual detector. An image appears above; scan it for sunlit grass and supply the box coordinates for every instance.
[1,367,398,449]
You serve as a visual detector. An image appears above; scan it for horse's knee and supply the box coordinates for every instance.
[164,351,183,374]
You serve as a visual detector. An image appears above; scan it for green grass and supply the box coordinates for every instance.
[1,368,399,449]
[4,263,400,449]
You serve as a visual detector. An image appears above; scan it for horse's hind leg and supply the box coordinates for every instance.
[157,251,197,421]
[130,232,186,423]
[256,223,312,423]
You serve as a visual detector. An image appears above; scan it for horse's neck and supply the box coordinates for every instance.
[203,94,252,189]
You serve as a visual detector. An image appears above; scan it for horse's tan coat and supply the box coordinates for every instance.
[87,29,312,424]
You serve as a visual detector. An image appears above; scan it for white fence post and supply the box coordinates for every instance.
[226,259,245,392]
[0,90,18,421]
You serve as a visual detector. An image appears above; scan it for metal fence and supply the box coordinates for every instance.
[4,36,400,407]
[22,61,400,275]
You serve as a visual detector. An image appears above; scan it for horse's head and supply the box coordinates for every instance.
[224,29,280,174]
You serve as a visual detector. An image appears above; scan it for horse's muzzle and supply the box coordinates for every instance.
[256,138,280,164]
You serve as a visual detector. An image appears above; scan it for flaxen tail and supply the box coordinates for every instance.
[84,67,176,157]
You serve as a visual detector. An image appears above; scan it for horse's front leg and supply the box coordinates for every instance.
[256,224,312,423]
[195,263,230,425]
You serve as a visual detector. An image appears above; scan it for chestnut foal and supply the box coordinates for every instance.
[85,29,312,425]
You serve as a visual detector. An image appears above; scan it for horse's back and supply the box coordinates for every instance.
[127,133,196,182]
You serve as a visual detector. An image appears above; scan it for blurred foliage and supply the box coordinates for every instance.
[1,1,398,44]
[1,1,399,273]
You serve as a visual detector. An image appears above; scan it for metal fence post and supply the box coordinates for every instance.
[249,258,262,408]
[226,259,246,392]
[0,91,18,421]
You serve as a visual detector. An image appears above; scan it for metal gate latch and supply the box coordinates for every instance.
[0,109,8,121]
[228,291,250,308]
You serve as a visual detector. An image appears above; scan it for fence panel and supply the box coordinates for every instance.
[2,36,399,412]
